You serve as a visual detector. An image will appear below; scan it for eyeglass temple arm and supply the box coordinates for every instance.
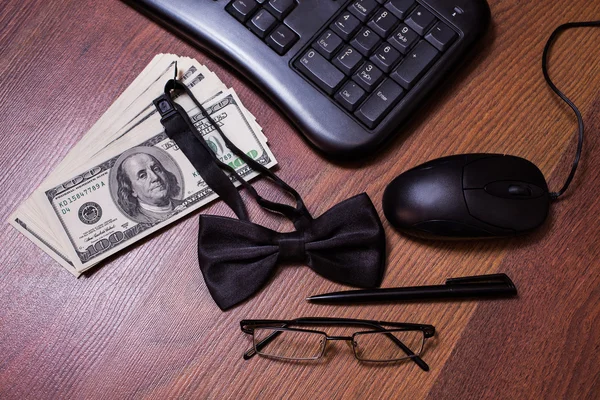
[379,331,429,371]
[241,322,289,360]
[294,318,435,335]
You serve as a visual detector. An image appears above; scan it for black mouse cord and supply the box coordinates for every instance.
[543,20,600,200]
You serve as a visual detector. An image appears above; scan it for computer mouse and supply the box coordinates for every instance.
[382,154,550,239]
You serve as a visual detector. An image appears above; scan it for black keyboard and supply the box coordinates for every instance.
[124,0,490,157]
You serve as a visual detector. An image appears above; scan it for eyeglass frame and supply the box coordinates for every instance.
[240,317,435,371]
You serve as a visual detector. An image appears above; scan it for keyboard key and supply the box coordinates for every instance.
[367,8,399,38]
[335,81,366,111]
[388,23,419,54]
[348,0,379,22]
[315,30,343,59]
[331,11,361,41]
[295,48,345,95]
[425,21,457,51]
[227,0,260,23]
[384,0,416,19]
[370,43,401,73]
[405,5,436,35]
[266,24,298,54]
[353,61,383,92]
[333,45,363,75]
[355,79,404,128]
[248,9,278,38]
[350,27,381,56]
[266,0,296,20]
[391,40,439,89]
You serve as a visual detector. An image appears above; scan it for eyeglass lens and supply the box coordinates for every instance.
[254,328,326,360]
[353,330,424,361]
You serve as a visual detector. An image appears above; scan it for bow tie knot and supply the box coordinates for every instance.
[277,231,306,263]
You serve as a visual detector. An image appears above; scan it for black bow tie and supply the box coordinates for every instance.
[198,194,386,310]
[154,80,387,310]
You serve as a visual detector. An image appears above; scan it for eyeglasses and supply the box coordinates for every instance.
[240,317,435,371]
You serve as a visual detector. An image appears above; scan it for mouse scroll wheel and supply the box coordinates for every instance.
[508,184,532,197]
[483,181,541,198]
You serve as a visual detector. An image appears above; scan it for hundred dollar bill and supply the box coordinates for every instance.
[27,60,217,243]
[8,56,205,275]
[38,90,276,273]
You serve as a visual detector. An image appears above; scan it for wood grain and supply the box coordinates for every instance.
[0,0,599,398]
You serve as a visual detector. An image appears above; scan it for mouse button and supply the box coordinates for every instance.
[484,181,546,199]
[412,220,503,238]
[464,190,550,231]
[384,160,465,220]
[383,178,466,228]
[462,155,546,189]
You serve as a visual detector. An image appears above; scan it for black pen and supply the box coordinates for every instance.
[306,273,518,304]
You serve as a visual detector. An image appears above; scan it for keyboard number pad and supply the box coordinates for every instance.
[293,0,457,129]
[226,0,299,55]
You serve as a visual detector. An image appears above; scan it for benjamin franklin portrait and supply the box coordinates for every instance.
[109,147,184,224]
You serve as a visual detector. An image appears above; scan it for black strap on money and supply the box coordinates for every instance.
[153,79,386,310]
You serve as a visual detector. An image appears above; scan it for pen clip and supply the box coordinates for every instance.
[445,273,516,290]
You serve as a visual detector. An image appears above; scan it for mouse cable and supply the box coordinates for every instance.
[543,20,600,200]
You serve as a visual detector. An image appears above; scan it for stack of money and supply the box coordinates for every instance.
[9,54,277,277]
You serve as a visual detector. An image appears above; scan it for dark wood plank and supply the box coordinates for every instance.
[0,0,598,398]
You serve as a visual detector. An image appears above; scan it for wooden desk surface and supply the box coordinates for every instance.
[1,0,599,398]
